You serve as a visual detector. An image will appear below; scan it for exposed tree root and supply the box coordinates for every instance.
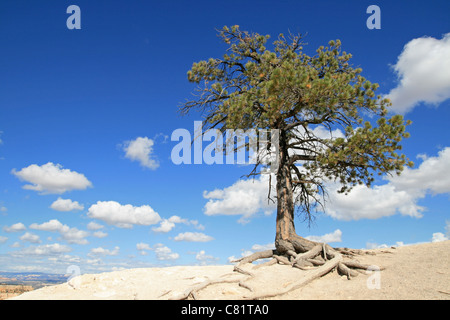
[248,252,342,299]
[171,243,385,300]
[167,276,245,300]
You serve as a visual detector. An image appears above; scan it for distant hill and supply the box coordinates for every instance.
[0,271,67,289]
[0,284,34,300]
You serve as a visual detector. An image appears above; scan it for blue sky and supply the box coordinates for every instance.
[0,0,449,274]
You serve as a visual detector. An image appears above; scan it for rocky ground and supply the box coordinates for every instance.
[11,240,450,300]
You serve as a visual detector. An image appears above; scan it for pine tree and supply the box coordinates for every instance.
[180,26,412,289]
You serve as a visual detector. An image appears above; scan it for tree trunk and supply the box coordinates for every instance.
[274,132,316,254]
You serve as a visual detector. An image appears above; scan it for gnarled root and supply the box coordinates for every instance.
[244,250,343,300]
[232,240,385,299]
[170,242,385,300]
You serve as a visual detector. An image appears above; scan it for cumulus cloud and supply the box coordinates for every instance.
[250,243,275,252]
[11,162,92,194]
[136,242,179,260]
[204,147,450,223]
[87,201,161,228]
[385,33,450,114]
[305,229,342,243]
[152,219,176,233]
[19,232,41,244]
[30,219,89,245]
[30,219,66,232]
[390,147,450,196]
[123,137,159,170]
[310,126,345,140]
[325,183,423,220]
[136,242,151,251]
[136,242,151,255]
[367,231,450,249]
[173,232,214,242]
[60,228,90,245]
[50,197,84,212]
[0,236,8,244]
[12,243,72,256]
[152,243,179,261]
[203,175,276,224]
[3,222,27,233]
[366,241,405,249]
[429,221,450,243]
[327,147,450,220]
[88,246,120,257]
[92,231,108,238]
[152,215,205,233]
[431,232,448,243]
[228,242,275,263]
[195,250,220,265]
[87,222,104,231]
[201,125,347,224]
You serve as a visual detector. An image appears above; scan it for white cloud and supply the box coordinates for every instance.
[250,243,275,251]
[189,220,205,231]
[195,250,220,265]
[311,126,345,140]
[30,219,89,245]
[203,146,450,223]
[167,215,187,224]
[152,219,176,233]
[123,137,159,169]
[3,222,27,233]
[30,219,66,232]
[11,162,92,194]
[136,242,151,251]
[136,242,155,256]
[152,243,179,261]
[87,221,104,231]
[228,242,274,263]
[203,175,275,223]
[89,246,120,257]
[61,228,89,245]
[87,201,161,228]
[202,126,345,224]
[366,241,405,249]
[386,33,450,114]
[325,147,450,220]
[305,229,342,243]
[93,231,108,238]
[173,232,214,242]
[151,215,205,233]
[390,147,450,196]
[325,183,423,220]
[367,232,450,249]
[12,243,72,256]
[20,232,41,244]
[431,232,448,243]
[0,236,7,244]
[287,125,345,159]
[50,197,84,211]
